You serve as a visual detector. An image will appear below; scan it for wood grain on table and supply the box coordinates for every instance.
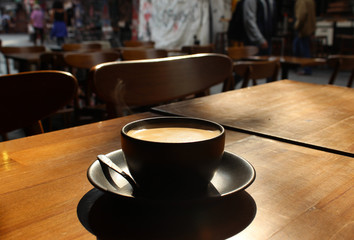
[226,135,353,239]
[0,112,159,239]
[0,112,249,239]
[1,110,353,239]
[154,80,354,156]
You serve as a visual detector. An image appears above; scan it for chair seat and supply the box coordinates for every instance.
[123,40,155,48]
[64,50,121,123]
[181,44,215,54]
[233,60,280,88]
[120,48,168,60]
[227,46,259,61]
[61,43,103,52]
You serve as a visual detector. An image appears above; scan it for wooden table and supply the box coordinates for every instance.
[246,56,327,79]
[1,94,353,238]
[154,80,354,157]
[3,52,43,72]
[0,112,160,240]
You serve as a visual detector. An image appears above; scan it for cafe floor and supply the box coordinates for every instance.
[0,33,352,141]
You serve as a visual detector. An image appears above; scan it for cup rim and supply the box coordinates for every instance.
[121,116,225,144]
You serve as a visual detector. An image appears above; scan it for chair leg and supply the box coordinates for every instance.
[328,69,339,85]
[328,62,340,85]
[241,68,251,88]
[241,75,251,88]
[1,133,9,141]
[5,58,10,74]
[23,120,44,136]
[347,70,354,88]
[221,75,234,91]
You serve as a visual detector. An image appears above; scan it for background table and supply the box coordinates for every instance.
[2,52,42,72]
[154,80,354,157]
[245,56,327,79]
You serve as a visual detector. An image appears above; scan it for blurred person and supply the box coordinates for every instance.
[293,0,316,75]
[1,10,12,33]
[243,0,277,55]
[50,1,67,46]
[30,4,45,45]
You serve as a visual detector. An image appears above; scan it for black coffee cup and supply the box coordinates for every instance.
[121,117,225,199]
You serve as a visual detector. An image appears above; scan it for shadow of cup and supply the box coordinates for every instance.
[77,188,257,240]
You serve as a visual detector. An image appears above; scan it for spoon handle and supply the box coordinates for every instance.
[97,154,138,189]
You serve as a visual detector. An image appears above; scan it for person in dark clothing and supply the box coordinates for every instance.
[243,0,276,55]
[50,1,67,46]
[1,11,12,33]
[30,4,45,45]
[293,0,316,75]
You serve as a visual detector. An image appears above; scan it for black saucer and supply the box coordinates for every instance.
[87,149,256,202]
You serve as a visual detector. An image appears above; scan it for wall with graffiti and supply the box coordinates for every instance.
[138,0,231,49]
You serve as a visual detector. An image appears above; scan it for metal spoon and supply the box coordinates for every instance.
[97,154,138,190]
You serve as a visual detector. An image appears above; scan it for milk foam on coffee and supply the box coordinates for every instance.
[127,127,220,143]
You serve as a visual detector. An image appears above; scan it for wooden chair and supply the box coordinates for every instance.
[64,51,121,122]
[181,44,215,54]
[123,40,155,48]
[120,48,168,60]
[226,46,259,61]
[89,53,234,118]
[0,70,78,141]
[0,39,2,73]
[39,52,75,129]
[311,36,328,58]
[271,37,285,56]
[61,43,102,52]
[0,46,46,74]
[233,60,280,88]
[64,50,120,70]
[327,55,354,88]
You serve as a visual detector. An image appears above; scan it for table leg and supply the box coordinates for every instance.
[17,60,31,72]
[281,64,290,79]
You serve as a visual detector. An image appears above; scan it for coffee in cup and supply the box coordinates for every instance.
[126,127,220,143]
[121,117,225,199]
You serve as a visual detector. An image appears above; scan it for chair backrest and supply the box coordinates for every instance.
[336,35,354,55]
[181,44,215,54]
[64,51,120,69]
[62,43,102,52]
[64,51,120,106]
[311,36,328,58]
[0,70,78,137]
[123,40,155,48]
[90,53,233,118]
[233,60,280,88]
[0,46,46,74]
[327,55,354,87]
[227,46,259,60]
[120,48,168,60]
